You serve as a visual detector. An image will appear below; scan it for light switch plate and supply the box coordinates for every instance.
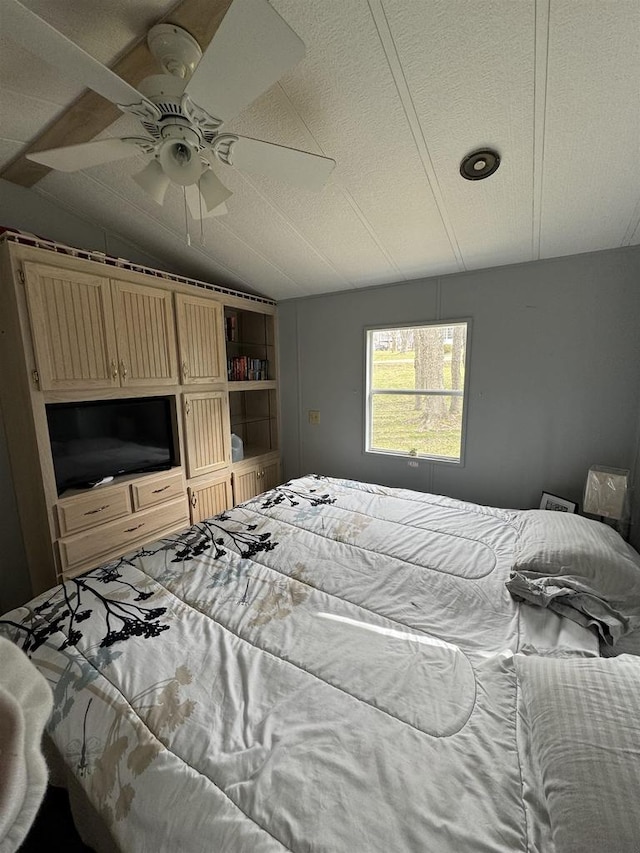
[308,410,320,425]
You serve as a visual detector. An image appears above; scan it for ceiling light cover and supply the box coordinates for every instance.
[159,139,202,186]
[133,159,171,204]
[460,149,501,181]
[199,169,233,211]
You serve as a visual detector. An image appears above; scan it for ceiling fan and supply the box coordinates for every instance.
[6,0,336,218]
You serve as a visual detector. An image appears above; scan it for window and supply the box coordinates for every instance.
[365,321,469,463]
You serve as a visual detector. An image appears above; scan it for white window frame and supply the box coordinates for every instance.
[364,319,471,465]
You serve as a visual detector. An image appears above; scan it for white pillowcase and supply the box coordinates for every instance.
[506,510,640,643]
[515,654,640,853]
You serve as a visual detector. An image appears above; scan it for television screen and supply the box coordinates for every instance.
[47,397,176,496]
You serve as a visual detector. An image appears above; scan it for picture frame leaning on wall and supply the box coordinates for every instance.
[539,492,577,513]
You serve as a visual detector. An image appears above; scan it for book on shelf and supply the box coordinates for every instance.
[227,356,269,381]
[225,313,238,342]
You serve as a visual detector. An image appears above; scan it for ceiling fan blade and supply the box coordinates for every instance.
[5,0,148,108]
[222,136,335,191]
[185,0,305,123]
[184,184,231,219]
[26,139,140,172]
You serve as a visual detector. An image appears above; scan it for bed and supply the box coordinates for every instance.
[1,474,639,852]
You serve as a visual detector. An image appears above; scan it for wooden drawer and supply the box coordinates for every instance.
[55,485,132,536]
[58,497,189,576]
[131,470,185,511]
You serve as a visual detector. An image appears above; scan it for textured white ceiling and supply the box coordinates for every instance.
[1,0,639,300]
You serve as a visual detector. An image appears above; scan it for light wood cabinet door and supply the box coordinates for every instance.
[175,293,226,384]
[23,262,118,390]
[188,473,233,523]
[232,468,259,505]
[182,391,230,478]
[262,460,281,492]
[111,280,178,386]
[232,458,281,504]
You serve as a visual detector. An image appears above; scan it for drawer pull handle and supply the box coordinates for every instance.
[84,505,109,515]
[152,485,170,494]
[124,523,144,533]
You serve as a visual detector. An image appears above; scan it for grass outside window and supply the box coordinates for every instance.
[366,322,469,462]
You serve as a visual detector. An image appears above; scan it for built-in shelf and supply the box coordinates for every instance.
[225,306,276,383]
[228,379,277,391]
[233,444,276,464]
[229,386,278,457]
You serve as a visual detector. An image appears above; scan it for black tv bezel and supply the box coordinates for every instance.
[46,395,177,496]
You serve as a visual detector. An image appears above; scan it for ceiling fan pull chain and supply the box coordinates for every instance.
[182,186,191,246]
[198,177,205,245]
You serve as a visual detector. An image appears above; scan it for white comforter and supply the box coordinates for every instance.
[0,476,596,852]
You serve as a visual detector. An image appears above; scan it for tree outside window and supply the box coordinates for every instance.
[366,321,469,462]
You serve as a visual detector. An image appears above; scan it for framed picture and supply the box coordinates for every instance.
[539,492,577,513]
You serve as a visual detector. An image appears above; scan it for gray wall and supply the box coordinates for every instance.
[278,246,640,547]
[0,181,172,611]
[0,180,169,269]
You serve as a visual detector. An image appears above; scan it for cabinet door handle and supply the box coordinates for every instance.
[119,360,128,381]
[184,400,191,416]
[190,494,197,508]
[182,360,189,381]
[110,360,118,380]
[124,523,144,533]
[84,504,109,516]
[152,485,170,494]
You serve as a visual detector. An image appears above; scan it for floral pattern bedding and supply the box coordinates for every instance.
[0,475,596,852]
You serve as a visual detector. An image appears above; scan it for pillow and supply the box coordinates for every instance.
[515,654,640,853]
[506,510,640,644]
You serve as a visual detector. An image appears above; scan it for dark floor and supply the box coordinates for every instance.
[20,786,94,852]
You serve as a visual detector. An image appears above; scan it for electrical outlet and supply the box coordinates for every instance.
[408,460,419,468]
[308,410,320,425]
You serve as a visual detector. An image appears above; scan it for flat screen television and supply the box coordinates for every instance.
[47,396,176,496]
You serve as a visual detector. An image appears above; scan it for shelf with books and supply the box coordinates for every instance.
[224,306,276,382]
[227,354,269,382]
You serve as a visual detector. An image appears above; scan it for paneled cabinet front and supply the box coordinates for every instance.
[23,262,178,390]
[232,457,281,504]
[188,472,233,524]
[182,391,231,478]
[23,262,119,390]
[175,293,226,384]
[111,279,178,386]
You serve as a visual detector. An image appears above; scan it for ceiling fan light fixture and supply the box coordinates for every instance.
[199,168,233,212]
[133,159,171,204]
[460,148,501,181]
[158,137,202,186]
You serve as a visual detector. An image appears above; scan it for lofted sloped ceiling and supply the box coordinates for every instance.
[1,0,639,301]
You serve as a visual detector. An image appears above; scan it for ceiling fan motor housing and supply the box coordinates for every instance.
[137,74,221,148]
